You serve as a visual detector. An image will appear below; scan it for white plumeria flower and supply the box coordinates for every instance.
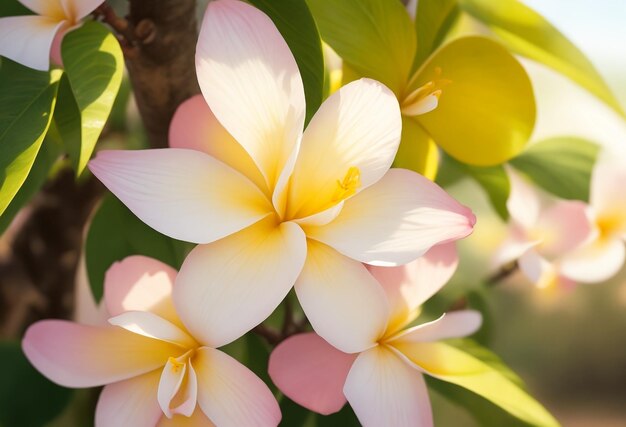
[494,169,594,289]
[0,0,103,71]
[559,148,626,282]
[89,0,475,353]
[268,244,484,426]
[23,256,280,427]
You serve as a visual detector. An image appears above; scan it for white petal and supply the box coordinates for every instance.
[194,347,281,427]
[389,311,482,343]
[89,149,272,244]
[158,358,187,418]
[95,371,162,427]
[295,240,388,354]
[61,0,103,21]
[344,346,433,427]
[158,357,198,418]
[559,238,626,283]
[286,79,401,218]
[174,217,307,347]
[591,148,626,219]
[306,169,475,265]
[506,167,540,230]
[518,250,558,289]
[196,0,305,191]
[0,16,66,71]
[19,0,64,17]
[108,311,197,348]
[367,243,459,332]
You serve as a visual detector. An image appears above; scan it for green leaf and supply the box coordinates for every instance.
[280,397,314,426]
[0,60,61,217]
[394,340,560,427]
[509,137,600,201]
[440,153,510,220]
[0,135,61,234]
[0,0,31,16]
[0,341,72,427]
[459,0,624,116]
[314,405,360,426]
[307,0,416,96]
[248,0,324,124]
[85,195,192,302]
[414,0,460,67]
[58,21,123,175]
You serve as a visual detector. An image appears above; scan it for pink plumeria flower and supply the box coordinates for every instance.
[558,148,626,282]
[22,256,280,427]
[0,0,103,71]
[88,0,474,353]
[494,169,594,289]
[269,244,482,426]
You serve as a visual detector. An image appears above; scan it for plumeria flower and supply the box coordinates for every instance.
[269,245,482,426]
[495,169,594,289]
[0,0,103,71]
[88,0,475,352]
[22,256,281,427]
[557,149,626,282]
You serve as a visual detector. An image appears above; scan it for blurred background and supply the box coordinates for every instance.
[440,1,626,425]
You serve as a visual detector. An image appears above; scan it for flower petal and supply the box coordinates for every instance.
[534,200,593,259]
[104,256,179,325]
[591,148,626,222]
[367,243,459,333]
[268,333,357,415]
[344,346,433,427]
[518,250,558,289]
[306,169,475,265]
[389,311,482,343]
[286,79,401,218]
[169,95,267,193]
[89,149,272,244]
[0,16,66,71]
[22,320,180,387]
[108,311,196,349]
[194,347,281,427]
[158,357,198,418]
[295,240,389,354]
[174,217,306,347]
[559,238,626,283]
[506,168,540,230]
[158,411,215,427]
[95,371,162,427]
[196,0,305,191]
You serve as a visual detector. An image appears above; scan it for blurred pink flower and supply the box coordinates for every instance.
[559,149,626,282]
[495,169,594,289]
[0,0,103,70]
[269,244,482,426]
[22,256,280,427]
[89,0,475,351]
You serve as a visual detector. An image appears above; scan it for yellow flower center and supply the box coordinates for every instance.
[596,213,624,241]
[401,67,451,116]
[332,166,361,202]
[168,356,185,374]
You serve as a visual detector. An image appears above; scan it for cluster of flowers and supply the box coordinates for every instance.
[495,155,626,290]
[10,0,483,426]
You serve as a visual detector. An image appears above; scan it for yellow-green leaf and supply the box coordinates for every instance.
[393,117,439,180]
[510,137,600,201]
[58,21,123,175]
[459,0,624,116]
[394,341,560,427]
[413,36,535,166]
[0,60,61,216]
[414,0,460,67]
[307,0,416,96]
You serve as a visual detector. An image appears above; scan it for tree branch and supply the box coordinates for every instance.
[124,0,200,148]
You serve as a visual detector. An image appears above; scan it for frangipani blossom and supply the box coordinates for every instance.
[495,169,594,289]
[89,0,475,352]
[269,244,484,426]
[0,0,103,71]
[559,149,626,282]
[23,256,281,427]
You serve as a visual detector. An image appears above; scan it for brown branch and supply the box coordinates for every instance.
[485,260,519,287]
[124,0,201,148]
